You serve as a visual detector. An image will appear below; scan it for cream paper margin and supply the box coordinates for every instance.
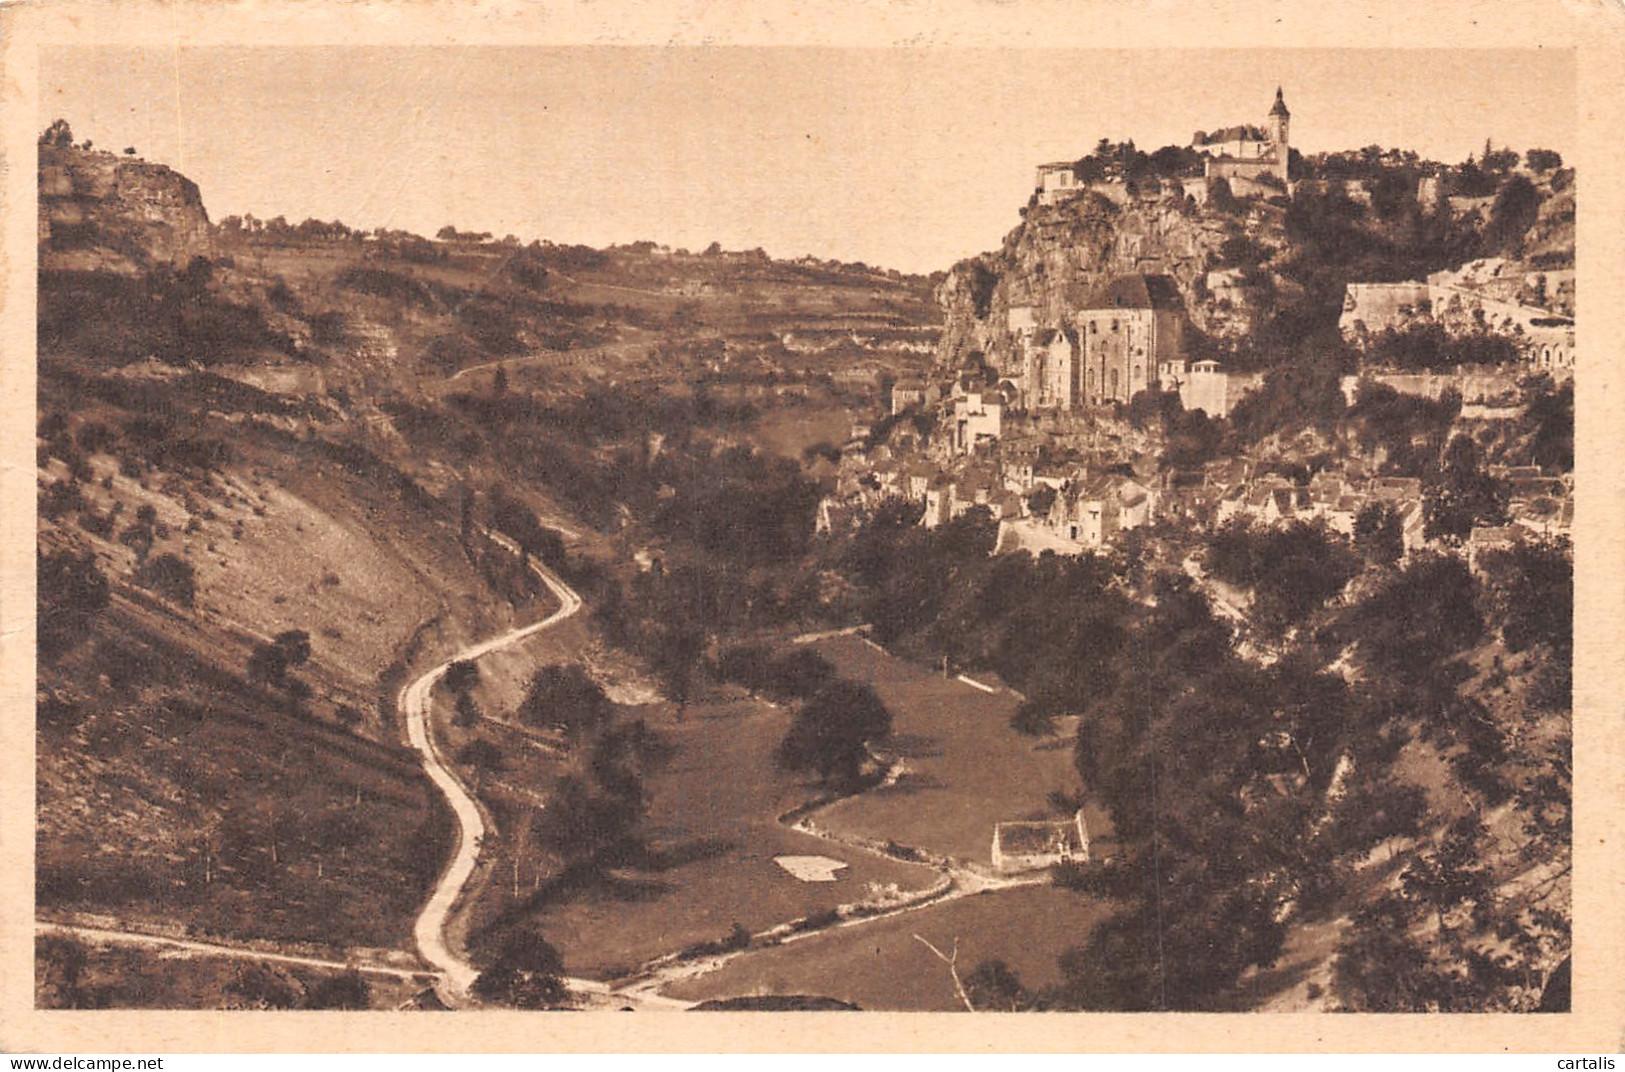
[0,0,1620,1055]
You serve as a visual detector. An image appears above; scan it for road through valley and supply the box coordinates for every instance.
[400,534,581,999]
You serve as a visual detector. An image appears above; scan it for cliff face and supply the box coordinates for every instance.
[935,190,1281,377]
[39,146,212,272]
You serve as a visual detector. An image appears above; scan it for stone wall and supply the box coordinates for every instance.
[1339,368,1524,406]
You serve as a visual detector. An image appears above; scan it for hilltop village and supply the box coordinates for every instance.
[816,90,1573,570]
[34,88,1573,1016]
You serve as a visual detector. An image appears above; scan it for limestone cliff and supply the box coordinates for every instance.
[40,145,212,272]
[935,190,1284,378]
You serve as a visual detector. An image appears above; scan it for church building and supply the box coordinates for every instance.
[1192,87,1291,187]
[1075,273,1188,405]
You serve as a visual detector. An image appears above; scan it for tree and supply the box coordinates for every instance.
[39,119,74,149]
[452,692,481,728]
[226,962,304,1009]
[1477,538,1572,663]
[1485,175,1540,254]
[456,737,506,784]
[537,772,642,870]
[472,930,572,1008]
[1333,817,1521,1012]
[518,664,612,738]
[490,490,564,568]
[1424,435,1506,542]
[1402,816,1494,932]
[38,549,110,659]
[1520,375,1573,472]
[765,649,836,700]
[306,968,371,1009]
[444,659,481,695]
[36,935,92,1009]
[135,552,197,606]
[1340,551,1484,722]
[1524,149,1563,173]
[248,629,312,687]
[1480,143,1520,173]
[1219,233,1269,269]
[493,364,509,395]
[1353,502,1404,567]
[965,959,1033,1011]
[775,679,893,785]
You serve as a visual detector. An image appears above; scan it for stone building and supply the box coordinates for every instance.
[1076,274,1188,405]
[992,811,1090,873]
[1035,161,1083,206]
[1192,87,1291,188]
[951,388,1009,453]
[1179,359,1263,419]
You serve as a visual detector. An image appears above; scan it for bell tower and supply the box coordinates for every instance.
[1269,86,1291,181]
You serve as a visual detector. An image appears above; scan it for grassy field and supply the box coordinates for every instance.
[807,636,1099,866]
[749,402,855,460]
[468,695,937,980]
[663,884,1115,1011]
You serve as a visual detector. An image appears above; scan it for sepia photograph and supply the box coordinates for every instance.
[4,0,1622,1054]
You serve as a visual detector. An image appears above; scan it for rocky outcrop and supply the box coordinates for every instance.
[39,146,212,272]
[935,189,1283,378]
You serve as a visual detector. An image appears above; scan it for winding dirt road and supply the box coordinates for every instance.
[400,533,581,998]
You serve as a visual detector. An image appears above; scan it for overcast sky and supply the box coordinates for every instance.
[41,47,1575,274]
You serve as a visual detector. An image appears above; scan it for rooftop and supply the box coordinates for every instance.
[1082,273,1187,312]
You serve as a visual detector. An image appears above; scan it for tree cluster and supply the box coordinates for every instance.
[1205,519,1362,637]
[774,679,893,787]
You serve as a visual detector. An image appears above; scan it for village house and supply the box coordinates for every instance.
[922,474,955,528]
[1032,465,1074,492]
[951,386,1011,453]
[890,378,941,414]
[948,467,1000,518]
[1038,327,1080,410]
[1034,161,1084,206]
[1509,495,1573,539]
[1049,473,1156,548]
[1306,472,1365,536]
[1217,472,1298,526]
[813,495,866,538]
[1355,476,1428,551]
[1159,469,1225,526]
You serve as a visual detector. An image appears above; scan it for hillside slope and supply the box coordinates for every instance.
[34,139,940,1008]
